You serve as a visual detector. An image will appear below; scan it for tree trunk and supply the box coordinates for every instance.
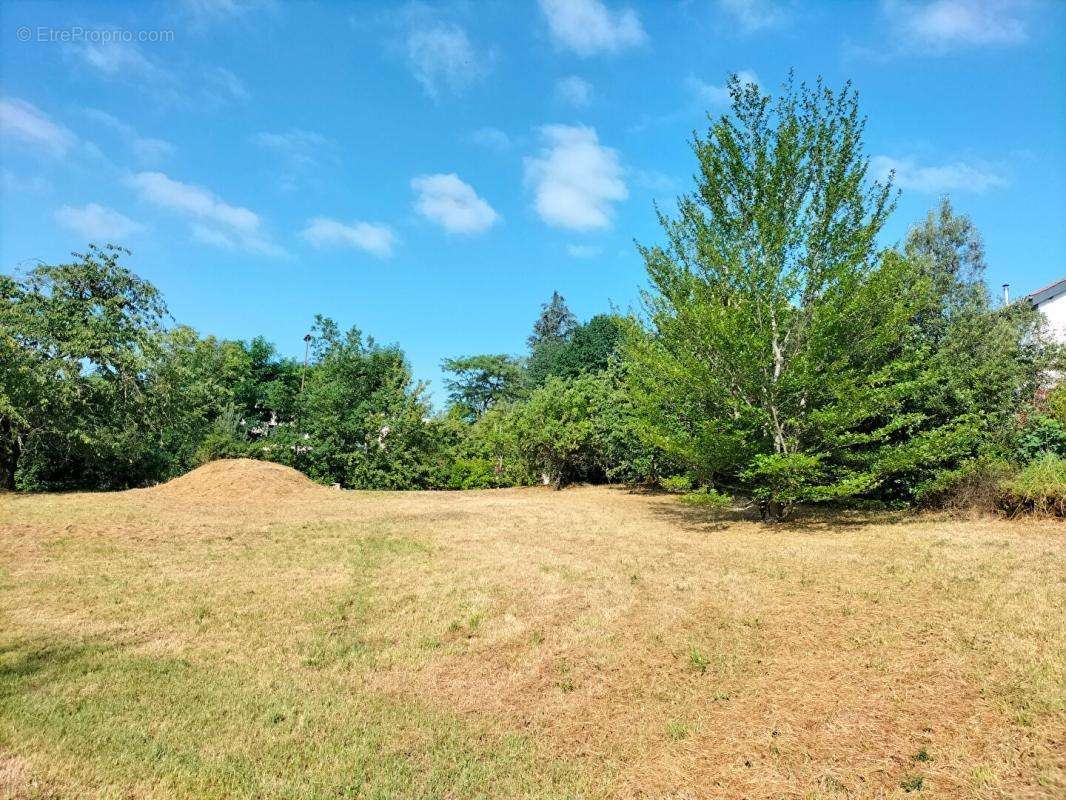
[0,459,14,491]
[0,420,18,491]
[760,499,789,523]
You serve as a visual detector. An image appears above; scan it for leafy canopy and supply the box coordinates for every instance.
[628,74,911,518]
[441,353,526,419]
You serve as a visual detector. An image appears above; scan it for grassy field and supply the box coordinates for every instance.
[1,461,1063,799]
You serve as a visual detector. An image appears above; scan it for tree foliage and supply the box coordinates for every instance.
[441,353,526,419]
[527,290,577,350]
[628,75,912,517]
[1,245,169,489]
[1,72,1057,520]
[289,316,441,489]
[528,314,629,385]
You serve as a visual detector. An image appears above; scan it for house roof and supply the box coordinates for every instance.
[1026,277,1066,306]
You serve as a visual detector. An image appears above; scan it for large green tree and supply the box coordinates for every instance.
[866,200,1056,500]
[528,313,629,385]
[441,353,526,419]
[291,316,440,489]
[527,291,577,350]
[1,246,168,489]
[628,75,915,518]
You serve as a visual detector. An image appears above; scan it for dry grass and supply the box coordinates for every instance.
[1,460,1063,799]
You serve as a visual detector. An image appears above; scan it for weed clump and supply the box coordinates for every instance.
[997,453,1066,517]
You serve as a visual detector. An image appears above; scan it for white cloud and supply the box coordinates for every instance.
[882,0,1028,51]
[126,171,284,255]
[0,98,77,157]
[411,173,500,235]
[539,0,646,56]
[74,41,156,76]
[557,76,593,107]
[131,137,175,164]
[717,0,787,32]
[524,125,627,231]
[252,129,328,165]
[203,67,251,104]
[469,127,512,151]
[83,108,174,164]
[127,171,257,230]
[687,70,760,108]
[405,22,491,98]
[182,0,275,21]
[69,41,249,107]
[2,169,50,195]
[301,218,397,258]
[567,243,602,258]
[55,203,144,241]
[871,155,1007,193]
[252,129,333,188]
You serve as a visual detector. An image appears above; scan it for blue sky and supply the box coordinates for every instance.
[2,0,1064,403]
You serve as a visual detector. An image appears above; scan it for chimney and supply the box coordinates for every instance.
[1002,284,1010,305]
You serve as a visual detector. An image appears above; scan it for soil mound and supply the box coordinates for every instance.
[141,459,328,502]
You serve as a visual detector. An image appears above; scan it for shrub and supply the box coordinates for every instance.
[660,474,693,493]
[193,406,254,465]
[997,453,1066,517]
[1046,384,1066,426]
[448,458,501,490]
[915,457,1014,514]
[1016,414,1066,462]
[741,453,825,521]
[194,431,256,465]
[679,488,732,508]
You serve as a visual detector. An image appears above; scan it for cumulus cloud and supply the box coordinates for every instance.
[717,0,787,32]
[524,125,627,231]
[411,173,500,234]
[871,155,1007,193]
[557,76,593,107]
[125,171,284,255]
[301,218,397,258]
[55,203,144,241]
[0,98,77,157]
[539,0,646,56]
[127,171,256,230]
[882,0,1028,51]
[686,70,760,108]
[405,22,491,98]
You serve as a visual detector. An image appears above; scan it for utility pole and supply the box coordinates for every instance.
[296,333,312,470]
[300,333,312,392]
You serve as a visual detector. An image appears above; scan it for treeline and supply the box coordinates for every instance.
[3,75,1063,517]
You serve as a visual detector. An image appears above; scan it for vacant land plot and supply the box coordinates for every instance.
[1,460,1063,799]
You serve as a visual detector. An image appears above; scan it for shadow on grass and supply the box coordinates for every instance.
[0,636,105,697]
[617,486,916,535]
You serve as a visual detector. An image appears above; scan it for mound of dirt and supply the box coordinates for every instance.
[140,459,329,502]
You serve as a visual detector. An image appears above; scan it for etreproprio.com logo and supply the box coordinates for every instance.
[16,26,175,43]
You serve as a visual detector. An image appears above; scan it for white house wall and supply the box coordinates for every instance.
[1038,291,1066,344]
